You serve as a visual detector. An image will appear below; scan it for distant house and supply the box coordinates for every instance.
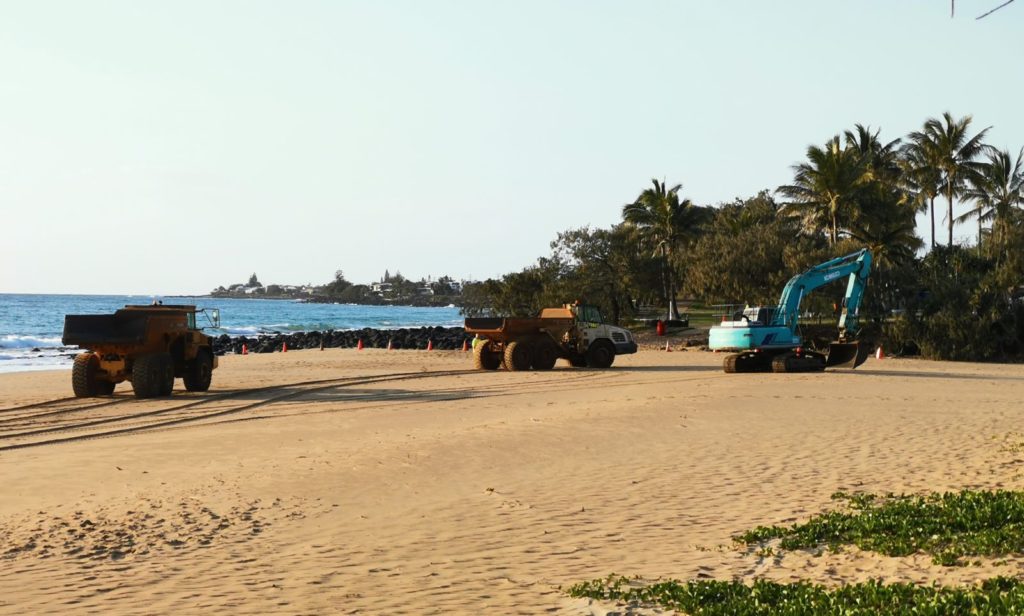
[417,286,434,296]
[371,282,394,296]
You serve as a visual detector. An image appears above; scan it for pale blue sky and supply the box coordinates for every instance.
[2,1,1021,294]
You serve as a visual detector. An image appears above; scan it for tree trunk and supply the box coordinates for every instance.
[929,197,936,249]
[663,245,680,322]
[660,257,671,322]
[667,282,680,321]
[947,187,955,246]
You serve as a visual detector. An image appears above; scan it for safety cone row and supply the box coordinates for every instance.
[241,344,248,355]
[357,339,364,351]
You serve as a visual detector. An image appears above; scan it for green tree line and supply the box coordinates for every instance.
[463,112,1024,362]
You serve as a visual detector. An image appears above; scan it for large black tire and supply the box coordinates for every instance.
[473,340,501,371]
[132,353,174,399]
[183,350,213,392]
[503,340,532,371]
[72,353,111,397]
[532,342,559,371]
[157,353,174,396]
[585,340,615,369]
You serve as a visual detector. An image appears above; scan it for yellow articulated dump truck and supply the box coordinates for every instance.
[62,304,220,399]
[465,303,637,371]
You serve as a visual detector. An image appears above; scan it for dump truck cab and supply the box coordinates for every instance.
[62,304,220,398]
[567,303,638,357]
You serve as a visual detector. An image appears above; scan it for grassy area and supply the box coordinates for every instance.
[685,306,719,328]
[568,575,1024,615]
[736,490,1024,566]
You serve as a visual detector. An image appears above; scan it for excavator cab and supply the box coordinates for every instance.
[733,306,775,325]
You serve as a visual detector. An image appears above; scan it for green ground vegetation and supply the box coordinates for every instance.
[567,575,1024,616]
[737,490,1024,566]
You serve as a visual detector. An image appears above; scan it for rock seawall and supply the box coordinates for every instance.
[212,326,472,355]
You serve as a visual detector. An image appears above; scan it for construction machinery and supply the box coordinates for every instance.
[709,249,873,373]
[465,303,637,371]
[62,304,220,398]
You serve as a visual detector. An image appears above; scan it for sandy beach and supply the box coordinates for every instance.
[1,348,1023,614]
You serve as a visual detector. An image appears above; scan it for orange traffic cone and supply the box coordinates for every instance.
[357,339,364,351]
[875,346,885,360]
[461,340,469,352]
[282,342,287,353]
[426,339,434,351]
[664,340,672,352]
[241,344,248,355]
[386,338,393,351]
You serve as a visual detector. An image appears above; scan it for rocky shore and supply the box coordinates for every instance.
[212,326,472,355]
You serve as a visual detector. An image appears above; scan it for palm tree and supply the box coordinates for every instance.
[900,136,943,249]
[622,179,697,321]
[778,136,867,245]
[846,190,924,269]
[959,146,1024,258]
[844,124,903,187]
[913,112,991,246]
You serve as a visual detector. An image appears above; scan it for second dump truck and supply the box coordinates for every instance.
[465,303,637,370]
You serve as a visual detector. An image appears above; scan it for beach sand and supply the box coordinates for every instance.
[1,348,1023,614]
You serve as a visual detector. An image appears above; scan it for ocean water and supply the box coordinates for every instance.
[0,294,463,374]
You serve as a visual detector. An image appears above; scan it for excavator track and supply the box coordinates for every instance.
[771,351,827,373]
[723,352,772,373]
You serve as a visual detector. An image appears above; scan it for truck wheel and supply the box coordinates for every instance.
[473,341,501,370]
[532,342,558,370]
[72,353,107,397]
[157,353,175,396]
[133,354,174,399]
[585,340,615,369]
[184,350,213,391]
[503,340,532,371]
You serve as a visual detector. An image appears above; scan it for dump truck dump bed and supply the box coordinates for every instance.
[464,316,575,341]
[62,313,150,347]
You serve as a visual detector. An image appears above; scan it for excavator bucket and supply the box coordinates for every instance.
[825,341,870,369]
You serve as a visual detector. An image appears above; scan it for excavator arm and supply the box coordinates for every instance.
[771,248,873,367]
[772,249,872,335]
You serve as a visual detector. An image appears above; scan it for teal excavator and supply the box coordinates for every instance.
[708,249,873,373]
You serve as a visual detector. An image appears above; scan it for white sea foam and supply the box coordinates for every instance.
[0,335,64,349]
[214,325,309,335]
[0,347,75,373]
